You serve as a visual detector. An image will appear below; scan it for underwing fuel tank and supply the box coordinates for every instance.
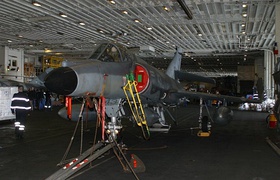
[58,104,97,121]
[44,61,132,98]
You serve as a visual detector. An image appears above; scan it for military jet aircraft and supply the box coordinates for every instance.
[44,43,260,138]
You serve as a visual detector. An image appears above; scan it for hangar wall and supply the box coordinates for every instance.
[237,65,255,95]
[0,46,24,82]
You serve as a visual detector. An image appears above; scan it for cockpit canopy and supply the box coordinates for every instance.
[88,43,130,62]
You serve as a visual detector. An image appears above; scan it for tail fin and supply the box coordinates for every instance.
[165,48,216,84]
[165,47,182,79]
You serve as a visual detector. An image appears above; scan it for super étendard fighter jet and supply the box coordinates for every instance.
[44,43,260,138]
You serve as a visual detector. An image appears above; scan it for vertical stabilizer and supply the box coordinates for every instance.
[165,47,182,79]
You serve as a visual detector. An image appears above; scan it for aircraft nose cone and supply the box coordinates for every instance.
[44,67,77,95]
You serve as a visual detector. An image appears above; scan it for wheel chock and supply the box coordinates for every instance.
[197,130,211,137]
[124,154,146,173]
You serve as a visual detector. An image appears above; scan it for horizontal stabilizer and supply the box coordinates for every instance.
[175,71,216,84]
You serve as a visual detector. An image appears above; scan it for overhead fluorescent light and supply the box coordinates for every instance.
[32,1,41,6]
[109,0,115,4]
[163,6,170,11]
[122,10,128,14]
[59,13,67,18]
[45,49,52,53]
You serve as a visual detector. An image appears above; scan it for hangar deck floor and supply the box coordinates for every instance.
[0,104,280,180]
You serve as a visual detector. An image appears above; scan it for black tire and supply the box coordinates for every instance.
[265,114,270,125]
[202,116,209,132]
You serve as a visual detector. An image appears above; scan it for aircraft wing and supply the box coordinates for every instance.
[174,89,261,104]
[175,71,216,84]
[0,68,52,89]
[28,67,53,88]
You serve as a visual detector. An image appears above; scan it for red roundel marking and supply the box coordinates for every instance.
[134,64,149,93]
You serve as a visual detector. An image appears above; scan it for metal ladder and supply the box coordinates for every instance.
[123,74,150,139]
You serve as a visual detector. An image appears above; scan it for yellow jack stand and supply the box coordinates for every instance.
[197,130,211,137]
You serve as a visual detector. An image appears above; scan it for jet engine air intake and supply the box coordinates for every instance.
[44,67,77,95]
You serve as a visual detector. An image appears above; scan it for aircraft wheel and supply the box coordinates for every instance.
[201,116,209,132]
[265,114,270,125]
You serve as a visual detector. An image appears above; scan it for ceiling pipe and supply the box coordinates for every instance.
[176,0,193,20]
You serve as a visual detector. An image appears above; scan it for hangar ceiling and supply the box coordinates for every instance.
[0,0,278,76]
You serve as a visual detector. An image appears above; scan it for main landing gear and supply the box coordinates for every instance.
[193,98,212,137]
